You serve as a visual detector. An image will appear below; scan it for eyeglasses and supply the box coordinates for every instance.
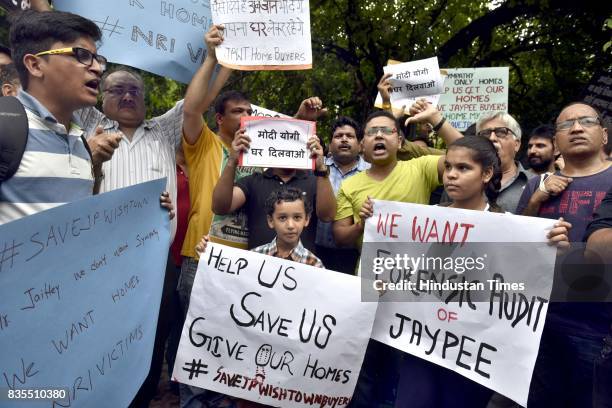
[365,126,397,136]
[103,86,143,98]
[477,127,514,140]
[35,47,107,72]
[555,116,600,132]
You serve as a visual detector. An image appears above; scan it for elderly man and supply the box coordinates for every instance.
[473,111,535,212]
[406,99,535,212]
[75,40,220,408]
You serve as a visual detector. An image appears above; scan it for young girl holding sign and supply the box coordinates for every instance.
[393,135,572,407]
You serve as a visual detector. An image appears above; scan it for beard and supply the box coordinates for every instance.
[528,156,553,172]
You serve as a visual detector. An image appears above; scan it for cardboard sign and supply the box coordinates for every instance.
[211,0,312,70]
[251,103,291,118]
[173,243,378,407]
[363,200,557,406]
[438,67,509,131]
[240,117,316,170]
[54,0,213,83]
[374,57,444,112]
[0,179,169,407]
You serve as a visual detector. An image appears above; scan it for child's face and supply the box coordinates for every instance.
[267,200,310,248]
[443,147,492,203]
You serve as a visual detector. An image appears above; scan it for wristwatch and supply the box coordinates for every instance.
[314,166,330,178]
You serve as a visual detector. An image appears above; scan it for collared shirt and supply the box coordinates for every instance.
[251,238,324,268]
[235,168,319,251]
[77,101,183,238]
[497,161,535,214]
[316,156,370,248]
[0,91,93,225]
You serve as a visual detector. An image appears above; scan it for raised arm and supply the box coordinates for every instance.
[406,98,463,146]
[294,97,328,121]
[183,24,232,145]
[308,135,335,222]
[211,129,248,214]
[377,73,395,114]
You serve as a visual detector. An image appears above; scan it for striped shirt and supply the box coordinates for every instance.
[77,101,183,238]
[251,238,324,268]
[0,91,93,225]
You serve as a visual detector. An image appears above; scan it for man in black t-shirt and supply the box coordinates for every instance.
[211,126,336,252]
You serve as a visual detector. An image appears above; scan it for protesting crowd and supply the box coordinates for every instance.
[0,4,610,408]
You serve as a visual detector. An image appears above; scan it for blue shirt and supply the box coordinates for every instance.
[315,156,370,248]
[0,91,93,225]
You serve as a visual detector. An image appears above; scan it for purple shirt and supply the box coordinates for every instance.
[517,166,612,242]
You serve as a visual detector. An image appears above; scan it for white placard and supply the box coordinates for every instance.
[211,0,312,70]
[364,201,557,407]
[173,243,378,407]
[374,57,443,112]
[240,117,316,170]
[251,103,291,118]
[438,67,509,131]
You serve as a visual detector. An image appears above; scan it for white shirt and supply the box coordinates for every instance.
[77,101,184,240]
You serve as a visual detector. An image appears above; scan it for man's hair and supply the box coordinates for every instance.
[557,101,608,129]
[101,67,145,92]
[332,116,362,140]
[0,44,11,59]
[476,111,522,142]
[9,10,102,89]
[529,124,555,143]
[463,122,477,137]
[0,63,20,86]
[265,187,311,217]
[214,90,250,116]
[363,110,404,139]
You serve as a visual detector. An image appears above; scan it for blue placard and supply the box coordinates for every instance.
[0,179,169,407]
[53,0,212,84]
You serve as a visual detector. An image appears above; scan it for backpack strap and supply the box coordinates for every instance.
[0,96,28,182]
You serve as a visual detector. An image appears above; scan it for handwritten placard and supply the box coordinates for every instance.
[173,243,377,406]
[0,179,170,407]
[374,57,443,111]
[53,0,213,84]
[251,103,291,118]
[211,0,312,70]
[438,67,509,131]
[362,201,557,406]
[240,117,316,170]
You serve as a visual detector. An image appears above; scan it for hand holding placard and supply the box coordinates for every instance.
[239,117,316,170]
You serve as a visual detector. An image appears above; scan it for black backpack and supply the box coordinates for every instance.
[0,95,93,183]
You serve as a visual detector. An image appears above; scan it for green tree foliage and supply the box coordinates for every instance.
[1,1,610,140]
[235,0,611,139]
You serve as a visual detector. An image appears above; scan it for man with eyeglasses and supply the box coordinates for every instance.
[402,100,531,213]
[0,10,105,224]
[516,102,611,407]
[471,111,535,213]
